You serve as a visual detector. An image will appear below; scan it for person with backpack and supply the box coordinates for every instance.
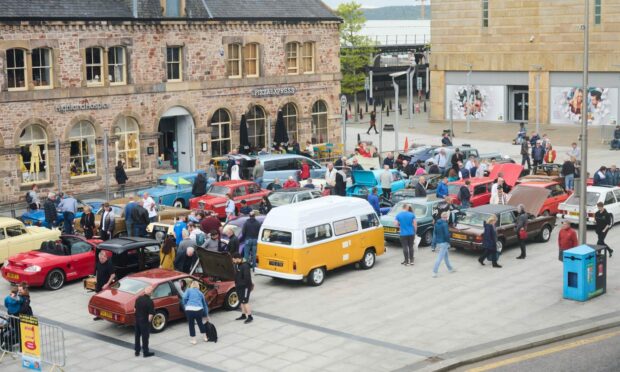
[188,223,206,247]
[457,180,472,209]
[182,281,210,344]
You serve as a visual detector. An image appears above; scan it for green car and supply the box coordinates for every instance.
[380,198,442,246]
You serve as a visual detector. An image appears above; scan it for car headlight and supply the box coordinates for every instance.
[3,260,8,267]
[24,265,41,273]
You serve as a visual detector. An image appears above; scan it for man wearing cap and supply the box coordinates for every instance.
[241,211,262,269]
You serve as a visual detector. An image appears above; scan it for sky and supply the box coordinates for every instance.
[322,0,424,9]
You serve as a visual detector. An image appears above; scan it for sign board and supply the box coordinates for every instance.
[55,102,109,113]
[417,77,423,91]
[20,315,42,371]
[340,95,348,107]
[251,87,296,98]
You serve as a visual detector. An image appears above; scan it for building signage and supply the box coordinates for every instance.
[251,87,296,98]
[55,102,110,113]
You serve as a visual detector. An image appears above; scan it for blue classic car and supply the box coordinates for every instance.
[138,171,211,208]
[346,169,409,197]
[20,198,104,228]
[380,198,443,246]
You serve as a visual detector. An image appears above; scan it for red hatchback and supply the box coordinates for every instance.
[189,180,269,219]
[88,249,239,333]
[511,181,570,216]
[1,235,102,290]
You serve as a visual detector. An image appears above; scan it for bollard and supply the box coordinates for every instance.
[365,101,368,113]
[399,104,402,116]
[389,100,393,111]
[386,108,390,117]
[424,101,427,112]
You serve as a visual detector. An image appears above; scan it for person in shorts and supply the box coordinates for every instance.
[394,204,417,266]
[232,253,253,324]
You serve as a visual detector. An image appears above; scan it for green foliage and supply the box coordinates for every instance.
[337,2,376,96]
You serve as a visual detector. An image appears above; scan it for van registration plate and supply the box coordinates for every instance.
[269,260,283,267]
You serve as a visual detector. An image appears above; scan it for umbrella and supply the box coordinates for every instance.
[239,114,251,154]
[165,177,177,186]
[178,177,191,185]
[273,110,289,147]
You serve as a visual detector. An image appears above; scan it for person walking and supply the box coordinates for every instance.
[115,160,128,197]
[478,215,501,268]
[367,187,381,216]
[520,137,531,170]
[142,193,158,223]
[207,160,217,180]
[594,202,614,257]
[380,165,392,199]
[43,192,57,229]
[232,253,253,324]
[561,157,576,191]
[134,286,155,358]
[192,172,207,198]
[159,236,176,270]
[515,204,528,259]
[394,204,417,266]
[252,159,264,187]
[241,211,262,269]
[458,179,471,209]
[80,206,96,239]
[558,221,578,261]
[58,194,77,234]
[432,211,455,277]
[182,281,210,344]
[415,176,427,197]
[225,194,236,222]
[366,110,379,134]
[132,200,150,237]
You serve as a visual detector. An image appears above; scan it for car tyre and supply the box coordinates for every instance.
[224,289,240,310]
[359,249,376,270]
[422,229,434,247]
[538,224,552,242]
[496,239,504,254]
[173,199,185,208]
[307,267,326,286]
[150,310,168,333]
[44,269,65,290]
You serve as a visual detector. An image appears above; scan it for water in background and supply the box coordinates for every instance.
[361,20,431,45]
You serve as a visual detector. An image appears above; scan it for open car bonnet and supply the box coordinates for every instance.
[507,185,549,216]
[352,170,379,187]
[489,163,524,187]
[194,247,236,281]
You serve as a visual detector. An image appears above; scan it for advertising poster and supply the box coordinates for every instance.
[446,85,505,122]
[550,86,618,126]
[20,315,42,371]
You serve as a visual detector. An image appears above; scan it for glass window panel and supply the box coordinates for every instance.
[247,106,266,150]
[7,49,27,89]
[286,43,299,74]
[19,124,49,184]
[210,109,231,157]
[282,103,298,142]
[166,0,181,17]
[311,100,329,144]
[115,117,140,170]
[85,47,103,84]
[69,121,97,178]
[108,47,125,84]
[227,44,241,77]
[166,47,182,81]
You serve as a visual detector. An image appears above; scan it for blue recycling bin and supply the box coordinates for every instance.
[563,245,597,302]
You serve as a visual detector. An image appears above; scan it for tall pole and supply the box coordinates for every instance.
[449,100,454,143]
[409,65,416,129]
[465,64,473,133]
[406,67,411,119]
[578,0,589,244]
[103,129,110,201]
[369,70,374,103]
[341,95,347,155]
[267,117,272,150]
[393,78,399,152]
[535,72,540,134]
[55,139,62,194]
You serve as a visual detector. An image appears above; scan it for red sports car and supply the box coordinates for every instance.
[1,235,102,290]
[189,180,270,219]
[88,248,239,333]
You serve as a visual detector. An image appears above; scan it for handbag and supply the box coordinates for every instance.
[518,228,528,240]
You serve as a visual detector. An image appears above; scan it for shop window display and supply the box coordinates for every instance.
[115,117,140,170]
[19,125,48,184]
[69,121,97,178]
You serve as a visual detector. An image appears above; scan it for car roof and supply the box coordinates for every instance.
[588,186,620,192]
[271,188,311,193]
[212,180,255,187]
[156,170,204,180]
[519,181,556,187]
[469,204,516,214]
[0,217,25,227]
[127,268,188,283]
[97,237,160,253]
[258,154,312,161]
[449,177,494,186]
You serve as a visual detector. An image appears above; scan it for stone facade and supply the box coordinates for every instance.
[430,0,620,124]
[0,20,342,203]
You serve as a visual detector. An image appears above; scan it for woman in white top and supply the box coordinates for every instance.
[142,192,158,222]
[231,161,241,180]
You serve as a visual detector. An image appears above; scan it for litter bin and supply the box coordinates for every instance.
[592,245,607,297]
[563,245,596,302]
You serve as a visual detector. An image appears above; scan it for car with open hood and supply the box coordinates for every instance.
[558,186,620,226]
[397,145,439,167]
[449,186,556,253]
[0,217,61,264]
[188,180,270,219]
[447,163,524,207]
[137,170,211,208]
[380,198,442,246]
[87,249,238,332]
[511,182,570,216]
[346,169,409,197]
[2,235,102,290]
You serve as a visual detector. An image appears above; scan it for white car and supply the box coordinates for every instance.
[557,186,620,226]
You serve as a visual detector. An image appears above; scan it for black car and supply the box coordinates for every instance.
[97,237,161,279]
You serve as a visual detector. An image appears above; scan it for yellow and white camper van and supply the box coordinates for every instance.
[255,196,385,286]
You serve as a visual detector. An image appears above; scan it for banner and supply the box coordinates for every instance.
[550,86,618,126]
[446,85,505,121]
[20,315,42,371]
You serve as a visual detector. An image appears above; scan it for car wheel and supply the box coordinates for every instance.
[539,224,552,242]
[359,249,376,270]
[44,269,65,290]
[173,199,184,208]
[154,230,166,242]
[422,229,434,247]
[496,239,504,254]
[307,267,326,286]
[610,215,615,226]
[224,289,240,310]
[150,310,168,333]
[542,210,550,217]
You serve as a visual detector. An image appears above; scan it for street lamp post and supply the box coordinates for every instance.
[578,0,590,244]
[390,70,408,152]
[103,128,110,201]
[530,65,543,134]
[463,63,473,133]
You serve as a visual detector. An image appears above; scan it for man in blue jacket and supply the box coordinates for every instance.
[124,198,137,237]
[432,212,455,277]
[436,177,449,199]
[367,187,381,216]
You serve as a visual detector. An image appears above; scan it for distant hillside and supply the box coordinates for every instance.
[362,6,431,20]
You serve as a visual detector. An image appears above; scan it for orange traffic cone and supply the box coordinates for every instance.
[404,137,409,152]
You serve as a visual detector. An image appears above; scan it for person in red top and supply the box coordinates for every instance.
[544,144,557,164]
[200,210,221,234]
[283,176,299,189]
[357,142,372,158]
[300,160,311,180]
[558,220,578,261]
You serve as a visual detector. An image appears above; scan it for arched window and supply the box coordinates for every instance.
[7,48,27,90]
[19,124,48,184]
[32,48,53,88]
[281,103,298,142]
[210,109,231,157]
[69,121,97,178]
[114,117,140,170]
[311,100,328,144]
[247,106,266,150]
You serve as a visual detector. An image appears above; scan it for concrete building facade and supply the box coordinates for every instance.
[430,0,620,130]
[0,0,341,203]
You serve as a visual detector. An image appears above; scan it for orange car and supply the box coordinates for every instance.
[510,181,571,216]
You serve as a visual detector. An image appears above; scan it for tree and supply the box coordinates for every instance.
[337,2,376,123]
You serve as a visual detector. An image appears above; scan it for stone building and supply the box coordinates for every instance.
[430,0,620,129]
[0,0,341,203]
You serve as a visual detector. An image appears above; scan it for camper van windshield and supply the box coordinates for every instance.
[261,229,292,245]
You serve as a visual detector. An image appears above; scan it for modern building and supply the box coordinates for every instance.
[430,0,620,129]
[0,0,341,203]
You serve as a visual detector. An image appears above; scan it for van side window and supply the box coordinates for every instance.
[333,217,358,236]
[360,213,380,229]
[261,229,292,245]
[305,223,333,243]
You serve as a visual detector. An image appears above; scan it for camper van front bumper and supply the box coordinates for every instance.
[254,268,303,280]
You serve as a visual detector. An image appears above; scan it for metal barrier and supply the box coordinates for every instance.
[0,313,66,372]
